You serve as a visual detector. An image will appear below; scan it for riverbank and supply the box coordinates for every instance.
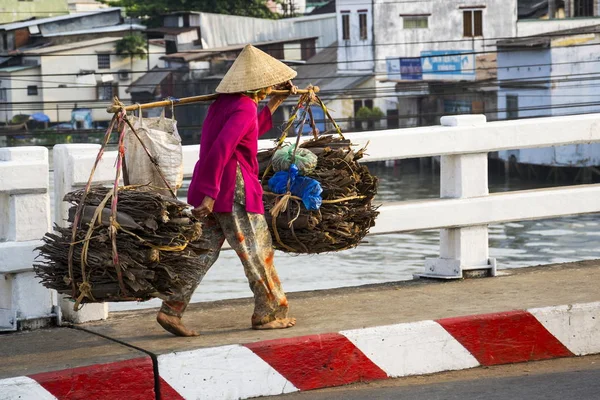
[2,260,599,399]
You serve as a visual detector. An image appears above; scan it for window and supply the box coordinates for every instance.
[97,53,110,70]
[506,95,518,120]
[97,83,117,100]
[165,40,178,54]
[0,88,7,102]
[403,16,428,29]
[574,0,594,16]
[463,10,483,37]
[359,13,368,40]
[27,85,38,96]
[342,12,350,40]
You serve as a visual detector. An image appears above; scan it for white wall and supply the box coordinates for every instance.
[551,36,600,116]
[336,0,374,72]
[36,42,164,123]
[496,48,552,120]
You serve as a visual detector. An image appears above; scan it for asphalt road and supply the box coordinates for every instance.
[279,355,600,400]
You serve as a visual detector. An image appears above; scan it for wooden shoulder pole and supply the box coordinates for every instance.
[106,87,320,114]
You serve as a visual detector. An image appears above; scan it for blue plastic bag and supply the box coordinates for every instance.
[268,164,323,210]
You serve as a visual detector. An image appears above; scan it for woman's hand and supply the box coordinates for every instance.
[192,196,215,218]
[268,81,297,114]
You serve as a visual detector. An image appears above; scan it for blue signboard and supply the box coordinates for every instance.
[399,57,422,80]
[386,57,401,80]
[420,50,475,76]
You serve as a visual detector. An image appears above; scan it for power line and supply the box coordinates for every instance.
[5,67,600,93]
[2,107,600,138]
[7,49,600,80]
[3,72,600,111]
[3,91,600,115]
[3,92,600,117]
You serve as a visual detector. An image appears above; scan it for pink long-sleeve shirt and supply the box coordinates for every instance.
[187,94,273,214]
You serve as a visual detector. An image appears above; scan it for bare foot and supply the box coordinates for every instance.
[252,317,296,330]
[156,311,200,337]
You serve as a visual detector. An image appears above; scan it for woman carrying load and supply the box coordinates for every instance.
[157,45,297,337]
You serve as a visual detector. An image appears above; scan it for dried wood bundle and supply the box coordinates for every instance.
[34,186,205,304]
[259,136,379,253]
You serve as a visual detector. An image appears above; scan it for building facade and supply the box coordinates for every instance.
[335,0,518,129]
[0,38,165,124]
[496,25,600,167]
[153,11,335,54]
[0,0,69,24]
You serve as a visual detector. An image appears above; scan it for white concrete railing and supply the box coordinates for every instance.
[2,113,600,325]
[0,147,55,331]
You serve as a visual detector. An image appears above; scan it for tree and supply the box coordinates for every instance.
[115,33,147,71]
[105,0,280,27]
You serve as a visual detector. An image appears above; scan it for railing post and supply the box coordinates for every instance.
[53,144,109,323]
[420,115,497,279]
[0,147,56,331]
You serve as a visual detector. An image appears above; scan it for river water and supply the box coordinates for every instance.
[59,159,593,312]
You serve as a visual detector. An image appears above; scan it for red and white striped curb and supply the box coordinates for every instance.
[2,302,599,400]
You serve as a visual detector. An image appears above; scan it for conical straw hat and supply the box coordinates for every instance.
[216,45,297,93]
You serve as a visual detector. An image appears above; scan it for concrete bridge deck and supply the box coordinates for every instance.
[2,260,599,381]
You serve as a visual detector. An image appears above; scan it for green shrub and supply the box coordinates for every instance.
[356,106,385,119]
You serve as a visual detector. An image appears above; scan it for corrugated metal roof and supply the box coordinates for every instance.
[127,68,171,94]
[0,7,122,31]
[146,27,198,35]
[195,11,335,51]
[42,24,145,37]
[497,24,600,48]
[292,42,372,94]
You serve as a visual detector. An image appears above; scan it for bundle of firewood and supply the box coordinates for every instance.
[258,136,379,254]
[34,187,205,304]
